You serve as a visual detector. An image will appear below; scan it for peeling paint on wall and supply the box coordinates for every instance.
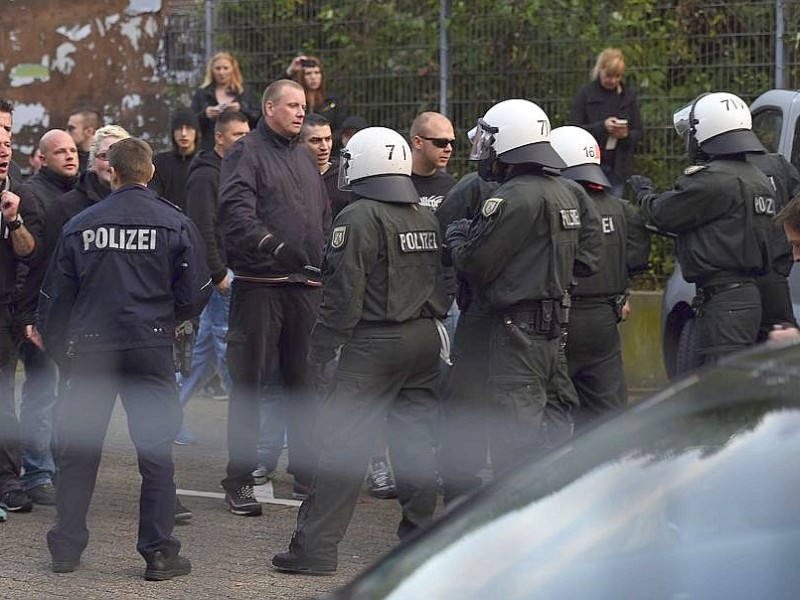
[0,0,168,161]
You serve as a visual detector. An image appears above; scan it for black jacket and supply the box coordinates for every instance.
[190,84,261,151]
[47,170,111,258]
[16,167,77,324]
[569,79,643,182]
[186,149,227,284]
[0,176,41,306]
[149,148,196,210]
[38,183,211,357]
[219,120,331,282]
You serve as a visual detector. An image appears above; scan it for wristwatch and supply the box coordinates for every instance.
[7,215,23,231]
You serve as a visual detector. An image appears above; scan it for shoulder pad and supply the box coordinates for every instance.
[155,195,183,212]
[480,197,505,218]
[683,165,708,176]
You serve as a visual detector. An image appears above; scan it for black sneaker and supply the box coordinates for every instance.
[225,485,262,516]
[0,489,33,512]
[52,557,80,573]
[144,550,191,581]
[367,458,398,499]
[28,483,56,506]
[174,497,193,523]
[272,550,336,575]
[251,465,277,486]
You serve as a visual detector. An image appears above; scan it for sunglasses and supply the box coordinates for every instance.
[419,136,456,149]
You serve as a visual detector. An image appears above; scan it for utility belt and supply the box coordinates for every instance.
[692,279,755,316]
[573,293,628,323]
[502,293,571,347]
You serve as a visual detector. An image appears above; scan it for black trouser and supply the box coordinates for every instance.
[47,346,182,562]
[696,282,761,365]
[566,299,626,430]
[488,306,577,476]
[439,307,492,505]
[223,284,321,490]
[0,303,21,496]
[291,318,440,564]
[756,270,796,341]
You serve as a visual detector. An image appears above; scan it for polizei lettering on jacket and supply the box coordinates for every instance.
[398,230,439,253]
[81,227,157,252]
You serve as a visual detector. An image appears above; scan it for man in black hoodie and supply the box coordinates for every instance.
[16,129,78,506]
[176,111,250,444]
[149,109,199,210]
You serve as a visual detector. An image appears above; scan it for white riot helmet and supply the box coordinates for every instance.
[672,91,764,161]
[550,126,611,189]
[469,99,566,177]
[338,126,418,204]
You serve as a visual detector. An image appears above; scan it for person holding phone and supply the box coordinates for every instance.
[191,52,260,151]
[569,48,643,197]
[285,54,348,134]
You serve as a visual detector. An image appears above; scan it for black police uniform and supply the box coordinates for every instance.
[641,159,775,363]
[747,152,800,338]
[435,172,498,503]
[39,183,211,566]
[450,171,584,475]
[283,196,448,569]
[566,184,650,428]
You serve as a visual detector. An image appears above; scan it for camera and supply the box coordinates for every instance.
[301,59,317,68]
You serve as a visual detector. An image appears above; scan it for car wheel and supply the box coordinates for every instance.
[675,317,702,376]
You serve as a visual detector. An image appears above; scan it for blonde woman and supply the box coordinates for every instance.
[191,52,260,150]
[569,48,643,196]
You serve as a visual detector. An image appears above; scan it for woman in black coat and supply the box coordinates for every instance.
[570,48,643,197]
[284,54,347,134]
[191,52,260,151]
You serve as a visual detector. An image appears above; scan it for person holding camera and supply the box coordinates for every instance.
[191,52,261,152]
[285,54,347,134]
[570,47,643,197]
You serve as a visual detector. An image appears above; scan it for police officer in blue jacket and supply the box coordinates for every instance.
[39,138,211,581]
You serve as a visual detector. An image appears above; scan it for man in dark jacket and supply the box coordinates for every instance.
[175,110,250,444]
[0,127,41,514]
[218,79,330,515]
[40,137,210,580]
[15,129,78,506]
[149,109,199,210]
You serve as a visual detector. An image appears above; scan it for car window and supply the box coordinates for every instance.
[751,108,782,154]
[792,117,800,172]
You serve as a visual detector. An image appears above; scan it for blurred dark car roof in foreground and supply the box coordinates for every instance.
[331,341,800,600]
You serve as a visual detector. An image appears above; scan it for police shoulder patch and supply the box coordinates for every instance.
[330,225,348,249]
[481,197,505,218]
[683,165,708,176]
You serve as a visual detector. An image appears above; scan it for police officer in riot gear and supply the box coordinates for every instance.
[551,126,650,428]
[629,91,775,364]
[746,151,800,338]
[445,99,591,476]
[272,127,448,574]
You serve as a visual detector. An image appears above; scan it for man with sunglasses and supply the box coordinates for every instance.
[410,111,457,211]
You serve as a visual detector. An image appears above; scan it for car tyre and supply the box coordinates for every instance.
[675,317,701,376]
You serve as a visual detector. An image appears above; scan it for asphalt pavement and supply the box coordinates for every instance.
[0,392,403,600]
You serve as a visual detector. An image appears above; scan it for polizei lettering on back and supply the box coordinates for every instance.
[82,227,157,252]
[398,230,439,253]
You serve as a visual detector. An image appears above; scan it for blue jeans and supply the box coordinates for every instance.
[178,284,232,410]
[19,340,57,490]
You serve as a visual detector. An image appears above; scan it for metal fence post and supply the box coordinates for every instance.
[776,0,785,89]
[205,0,215,63]
[439,0,449,117]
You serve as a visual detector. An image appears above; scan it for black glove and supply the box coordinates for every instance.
[445,218,471,248]
[627,175,656,202]
[259,233,309,273]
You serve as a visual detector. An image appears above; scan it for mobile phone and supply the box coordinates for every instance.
[301,59,317,68]
[218,103,228,111]
[616,118,629,126]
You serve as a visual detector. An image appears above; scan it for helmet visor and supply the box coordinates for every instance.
[673,102,693,137]
[469,119,498,161]
[337,148,352,191]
